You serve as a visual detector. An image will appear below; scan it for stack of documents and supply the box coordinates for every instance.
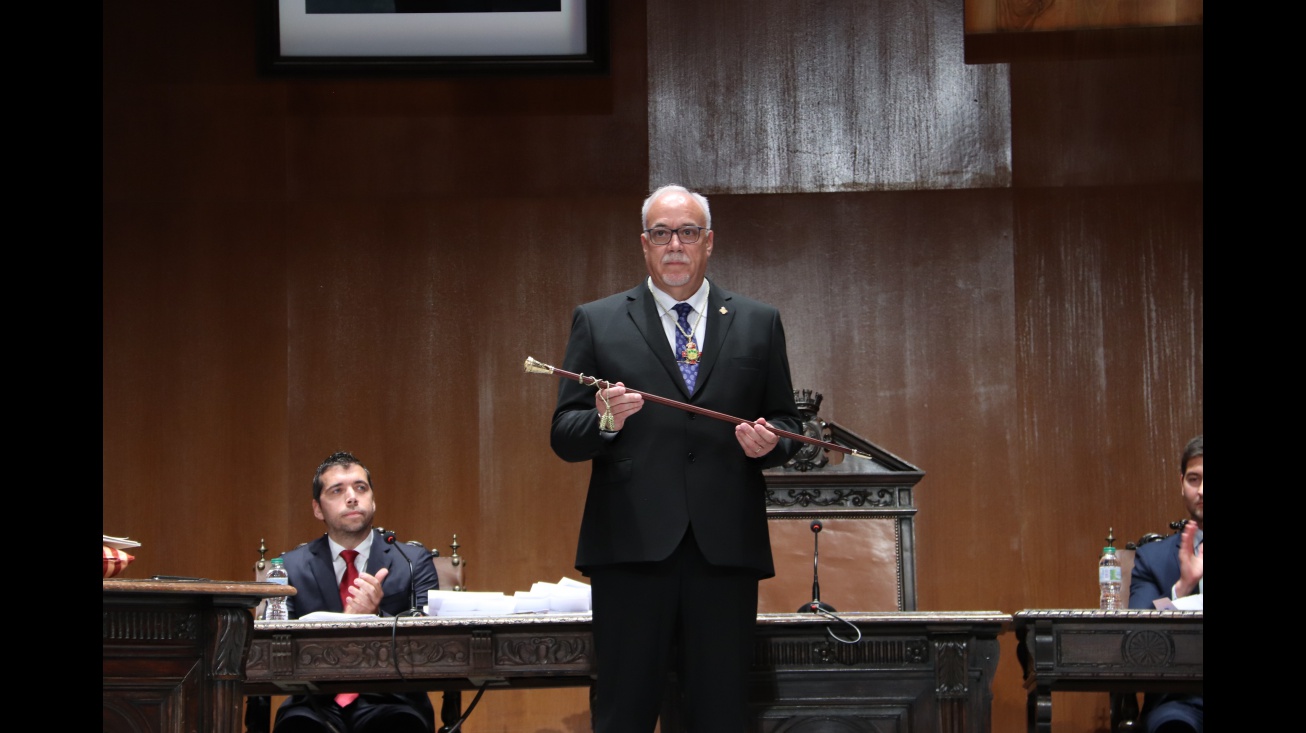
[427,591,519,616]
[298,611,380,622]
[522,578,591,613]
[103,534,142,550]
[426,577,591,616]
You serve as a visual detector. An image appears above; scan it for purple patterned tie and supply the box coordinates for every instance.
[673,302,698,392]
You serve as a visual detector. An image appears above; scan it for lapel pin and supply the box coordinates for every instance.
[719,307,728,315]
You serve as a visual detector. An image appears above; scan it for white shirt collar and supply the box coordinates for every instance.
[647,277,710,316]
[327,530,374,572]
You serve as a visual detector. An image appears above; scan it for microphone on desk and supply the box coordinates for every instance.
[798,519,836,614]
[382,529,425,617]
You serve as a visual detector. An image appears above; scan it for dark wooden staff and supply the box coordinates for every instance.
[525,356,874,461]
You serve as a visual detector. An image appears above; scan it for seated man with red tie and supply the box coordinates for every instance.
[273,450,440,733]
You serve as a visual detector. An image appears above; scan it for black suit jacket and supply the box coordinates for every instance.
[551,279,802,578]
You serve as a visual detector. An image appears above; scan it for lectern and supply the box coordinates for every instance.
[761,389,925,613]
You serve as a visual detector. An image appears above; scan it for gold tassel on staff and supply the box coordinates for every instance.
[524,356,874,461]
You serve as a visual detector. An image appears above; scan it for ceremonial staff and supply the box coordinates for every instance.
[524,356,874,461]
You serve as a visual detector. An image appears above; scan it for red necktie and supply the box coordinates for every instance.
[338,549,360,610]
[336,549,361,707]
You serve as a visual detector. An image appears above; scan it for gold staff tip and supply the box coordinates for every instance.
[524,356,555,375]
[848,450,876,462]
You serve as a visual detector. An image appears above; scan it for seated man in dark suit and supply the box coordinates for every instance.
[1128,434,1203,733]
[274,450,440,733]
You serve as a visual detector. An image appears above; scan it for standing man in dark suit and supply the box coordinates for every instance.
[273,451,440,733]
[551,184,803,732]
[1128,434,1203,733]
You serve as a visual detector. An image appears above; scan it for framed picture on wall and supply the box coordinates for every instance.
[258,0,608,75]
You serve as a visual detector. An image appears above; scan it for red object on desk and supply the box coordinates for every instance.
[103,546,135,578]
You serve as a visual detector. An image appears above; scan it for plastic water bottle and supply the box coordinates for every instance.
[1098,544,1122,610]
[264,557,290,621]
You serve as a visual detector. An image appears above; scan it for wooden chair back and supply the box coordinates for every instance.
[1117,546,1136,608]
[252,534,467,616]
[429,534,466,592]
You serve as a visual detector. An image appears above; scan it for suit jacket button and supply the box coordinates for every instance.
[687,453,695,462]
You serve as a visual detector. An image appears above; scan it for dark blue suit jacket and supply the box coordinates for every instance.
[1127,532,1203,732]
[551,279,802,578]
[275,528,441,731]
[283,529,439,618]
[1128,533,1185,610]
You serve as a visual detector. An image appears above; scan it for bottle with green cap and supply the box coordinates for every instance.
[1098,528,1122,610]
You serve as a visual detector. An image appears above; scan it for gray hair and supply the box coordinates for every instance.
[641,184,712,230]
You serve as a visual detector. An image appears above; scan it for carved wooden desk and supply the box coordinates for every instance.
[103,578,291,733]
[1013,609,1204,733]
[247,610,1010,733]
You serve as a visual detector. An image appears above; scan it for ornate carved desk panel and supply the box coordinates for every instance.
[753,613,1007,733]
[1013,609,1203,733]
[246,611,1009,733]
[245,613,596,696]
[103,579,287,733]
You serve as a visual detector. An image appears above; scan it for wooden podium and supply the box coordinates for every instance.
[762,389,924,613]
[103,578,291,733]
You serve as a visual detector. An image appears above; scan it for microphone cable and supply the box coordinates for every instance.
[376,531,487,733]
[443,683,488,733]
[814,605,862,645]
[382,528,426,617]
[376,528,430,681]
[389,612,407,680]
[797,518,860,644]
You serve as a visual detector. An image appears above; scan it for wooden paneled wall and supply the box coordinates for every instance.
[103,2,1201,732]
[964,0,1204,34]
[648,0,1012,192]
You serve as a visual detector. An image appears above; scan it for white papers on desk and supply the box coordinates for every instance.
[511,591,552,614]
[1153,594,1202,611]
[426,577,592,616]
[529,577,592,613]
[103,534,142,550]
[427,591,519,616]
[298,611,380,622]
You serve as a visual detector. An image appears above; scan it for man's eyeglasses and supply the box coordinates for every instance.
[644,226,708,246]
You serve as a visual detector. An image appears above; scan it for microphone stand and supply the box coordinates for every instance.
[382,529,425,617]
[798,519,836,614]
